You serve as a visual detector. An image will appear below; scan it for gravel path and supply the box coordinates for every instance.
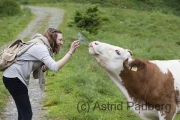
[0,6,64,120]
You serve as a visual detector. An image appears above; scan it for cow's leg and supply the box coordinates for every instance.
[158,113,176,120]
[158,105,177,120]
[158,111,166,120]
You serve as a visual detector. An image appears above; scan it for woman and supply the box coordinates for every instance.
[3,28,80,120]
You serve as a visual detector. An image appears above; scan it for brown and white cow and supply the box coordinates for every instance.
[89,41,180,120]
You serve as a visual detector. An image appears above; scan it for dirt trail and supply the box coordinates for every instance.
[0,6,64,120]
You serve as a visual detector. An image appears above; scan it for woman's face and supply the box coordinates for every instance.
[56,33,63,47]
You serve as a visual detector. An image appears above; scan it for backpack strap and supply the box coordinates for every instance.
[17,38,48,57]
[28,38,54,59]
[17,41,36,57]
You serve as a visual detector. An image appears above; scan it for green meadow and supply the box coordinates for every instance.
[1,0,180,119]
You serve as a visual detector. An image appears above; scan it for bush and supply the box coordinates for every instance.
[74,4,103,34]
[0,0,22,17]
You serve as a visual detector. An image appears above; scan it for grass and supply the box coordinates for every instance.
[0,7,34,46]
[1,1,180,120]
[0,7,33,116]
[40,3,180,120]
[0,72,9,114]
[98,8,180,60]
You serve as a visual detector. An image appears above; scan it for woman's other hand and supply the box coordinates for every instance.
[42,65,49,72]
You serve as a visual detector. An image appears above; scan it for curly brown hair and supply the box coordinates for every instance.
[43,28,62,54]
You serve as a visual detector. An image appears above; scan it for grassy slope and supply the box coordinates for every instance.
[0,8,34,115]
[0,7,34,46]
[42,3,180,120]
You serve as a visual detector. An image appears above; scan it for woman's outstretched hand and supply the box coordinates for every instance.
[68,40,80,54]
[54,40,80,71]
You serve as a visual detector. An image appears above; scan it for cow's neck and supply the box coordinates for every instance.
[105,69,132,102]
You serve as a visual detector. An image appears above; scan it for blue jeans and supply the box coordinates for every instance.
[3,76,32,120]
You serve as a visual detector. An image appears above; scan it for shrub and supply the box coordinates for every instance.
[74,4,103,34]
[0,0,22,17]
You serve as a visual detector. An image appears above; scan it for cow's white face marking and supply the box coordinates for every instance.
[89,41,132,74]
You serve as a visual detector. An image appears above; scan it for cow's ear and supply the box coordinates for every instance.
[125,49,133,56]
[123,58,132,70]
[129,59,146,71]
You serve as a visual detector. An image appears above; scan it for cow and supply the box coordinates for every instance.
[88,41,180,120]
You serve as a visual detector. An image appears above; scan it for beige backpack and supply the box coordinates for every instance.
[0,39,43,71]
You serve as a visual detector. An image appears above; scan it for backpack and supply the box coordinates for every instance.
[0,39,42,71]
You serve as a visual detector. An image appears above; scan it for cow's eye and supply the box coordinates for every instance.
[115,50,121,55]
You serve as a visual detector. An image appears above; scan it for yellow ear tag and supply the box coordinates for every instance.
[131,66,137,71]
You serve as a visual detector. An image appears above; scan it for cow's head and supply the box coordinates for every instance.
[89,41,132,73]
